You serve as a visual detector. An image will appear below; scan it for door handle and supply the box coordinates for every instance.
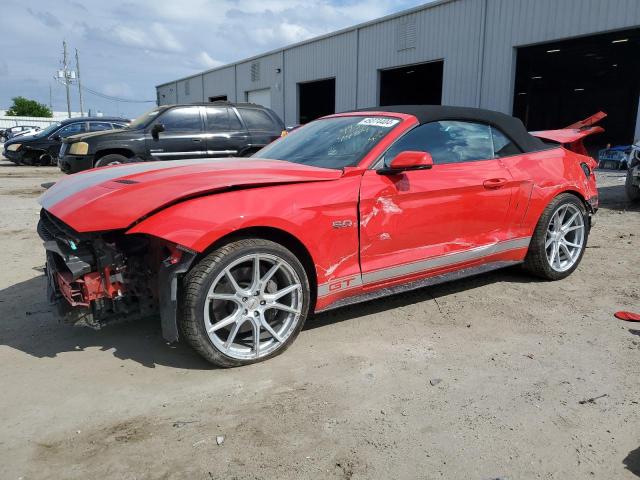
[483,178,508,189]
[192,138,202,143]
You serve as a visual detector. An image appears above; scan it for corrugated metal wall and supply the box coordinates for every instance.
[480,0,640,113]
[237,52,284,115]
[203,67,236,102]
[157,82,178,104]
[357,0,484,108]
[283,30,358,124]
[156,0,640,131]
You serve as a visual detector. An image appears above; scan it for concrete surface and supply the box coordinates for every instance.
[0,161,638,480]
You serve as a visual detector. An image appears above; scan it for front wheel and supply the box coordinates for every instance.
[524,193,588,280]
[94,154,128,168]
[180,239,310,367]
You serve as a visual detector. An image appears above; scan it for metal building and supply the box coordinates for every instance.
[156,0,640,145]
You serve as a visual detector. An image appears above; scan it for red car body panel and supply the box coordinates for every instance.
[42,159,344,232]
[39,111,598,315]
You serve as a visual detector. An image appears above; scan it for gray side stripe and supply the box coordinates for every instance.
[317,237,531,298]
[362,237,531,284]
[39,158,222,209]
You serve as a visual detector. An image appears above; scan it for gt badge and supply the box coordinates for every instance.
[332,220,353,229]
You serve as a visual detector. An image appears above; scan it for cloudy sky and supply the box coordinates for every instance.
[1,0,427,118]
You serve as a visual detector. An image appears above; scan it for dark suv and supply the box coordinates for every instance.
[58,102,285,174]
[3,117,129,166]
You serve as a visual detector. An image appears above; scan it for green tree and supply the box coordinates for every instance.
[5,96,52,117]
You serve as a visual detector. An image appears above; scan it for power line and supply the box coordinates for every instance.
[53,77,156,104]
[79,85,156,103]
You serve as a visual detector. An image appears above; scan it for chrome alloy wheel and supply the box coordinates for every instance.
[204,253,303,360]
[545,203,585,272]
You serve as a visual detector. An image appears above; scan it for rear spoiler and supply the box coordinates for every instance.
[530,112,606,156]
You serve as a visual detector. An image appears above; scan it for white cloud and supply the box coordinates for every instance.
[111,25,149,49]
[197,51,223,68]
[150,23,184,53]
[0,0,425,117]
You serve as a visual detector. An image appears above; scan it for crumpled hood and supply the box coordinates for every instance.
[40,158,342,232]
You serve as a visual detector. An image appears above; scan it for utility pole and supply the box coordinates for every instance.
[75,48,84,116]
[62,40,71,118]
[49,83,53,112]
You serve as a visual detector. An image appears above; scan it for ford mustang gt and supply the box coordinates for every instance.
[38,106,601,367]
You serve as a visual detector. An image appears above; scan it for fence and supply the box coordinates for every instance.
[0,116,61,129]
[0,111,86,129]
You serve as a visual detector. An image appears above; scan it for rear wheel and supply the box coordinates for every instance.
[180,239,310,367]
[524,193,588,280]
[95,154,128,168]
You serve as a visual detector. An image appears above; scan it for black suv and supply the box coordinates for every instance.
[2,117,129,166]
[58,102,285,174]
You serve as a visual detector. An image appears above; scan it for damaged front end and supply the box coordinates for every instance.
[38,209,195,340]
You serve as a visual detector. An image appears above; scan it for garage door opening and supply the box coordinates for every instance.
[298,78,335,124]
[513,28,640,149]
[247,88,271,108]
[379,61,443,106]
[208,95,227,102]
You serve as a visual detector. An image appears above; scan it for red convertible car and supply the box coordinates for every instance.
[38,106,600,367]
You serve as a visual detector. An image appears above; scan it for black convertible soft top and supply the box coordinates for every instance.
[357,105,546,153]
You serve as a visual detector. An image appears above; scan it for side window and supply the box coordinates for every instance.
[111,123,127,129]
[157,107,202,132]
[89,122,113,132]
[491,127,522,158]
[238,108,276,131]
[228,109,242,130]
[205,107,230,131]
[384,121,493,165]
[57,122,87,138]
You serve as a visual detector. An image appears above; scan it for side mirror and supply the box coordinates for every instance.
[151,123,165,139]
[52,134,61,141]
[378,151,434,175]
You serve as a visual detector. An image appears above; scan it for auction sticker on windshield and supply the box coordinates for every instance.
[357,118,400,128]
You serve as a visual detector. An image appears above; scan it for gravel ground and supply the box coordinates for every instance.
[0,161,638,480]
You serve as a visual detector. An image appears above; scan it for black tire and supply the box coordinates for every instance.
[94,154,128,168]
[180,239,311,367]
[524,193,588,280]
[626,171,640,202]
[0,135,6,143]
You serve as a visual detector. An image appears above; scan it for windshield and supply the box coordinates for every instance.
[256,116,400,169]
[31,122,61,138]
[127,108,162,130]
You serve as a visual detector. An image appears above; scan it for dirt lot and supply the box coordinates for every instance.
[0,159,638,480]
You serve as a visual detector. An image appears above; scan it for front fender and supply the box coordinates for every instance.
[126,178,363,308]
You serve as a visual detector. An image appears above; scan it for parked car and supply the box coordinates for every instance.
[3,117,129,166]
[0,125,39,143]
[598,145,632,169]
[38,105,600,367]
[58,102,285,174]
[625,143,640,202]
[11,126,42,139]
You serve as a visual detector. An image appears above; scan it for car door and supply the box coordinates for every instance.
[49,121,87,157]
[146,106,206,160]
[203,106,249,157]
[236,107,281,150]
[358,120,515,285]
